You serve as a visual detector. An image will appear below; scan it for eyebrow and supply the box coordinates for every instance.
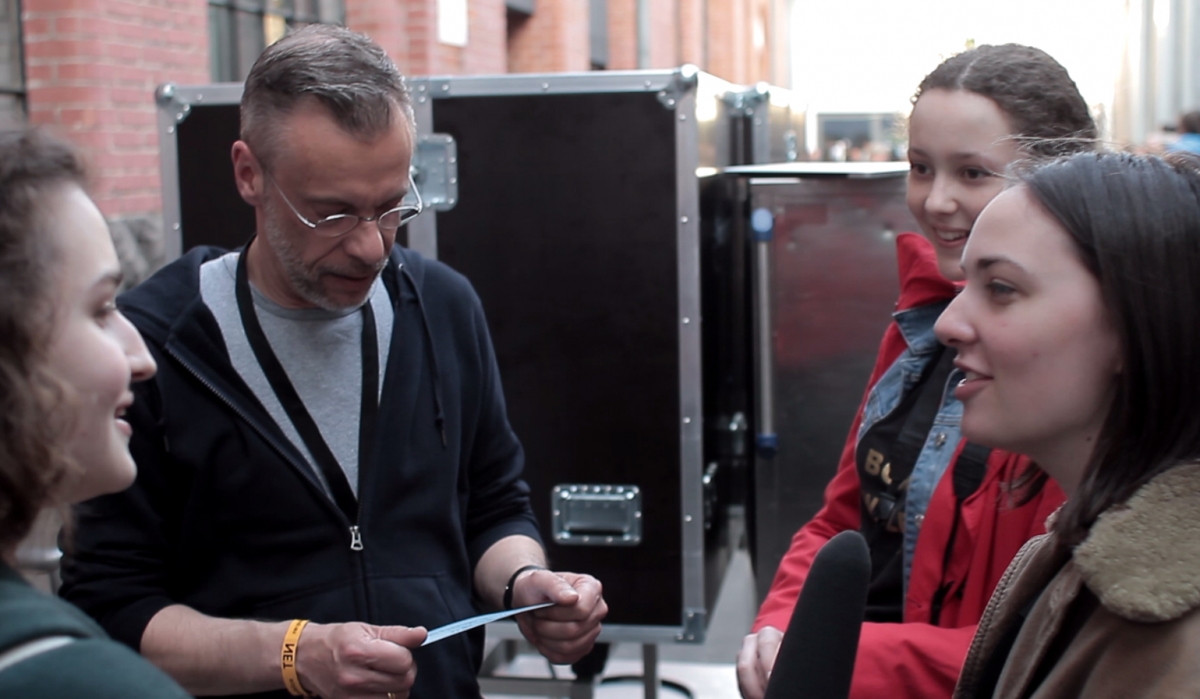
[305,187,411,210]
[908,146,993,162]
[94,270,124,290]
[973,256,1025,273]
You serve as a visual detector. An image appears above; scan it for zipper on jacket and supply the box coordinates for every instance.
[957,536,1043,693]
[171,344,375,616]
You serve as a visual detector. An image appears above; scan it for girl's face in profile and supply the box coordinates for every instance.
[907,88,1022,282]
[934,186,1121,493]
[42,184,156,504]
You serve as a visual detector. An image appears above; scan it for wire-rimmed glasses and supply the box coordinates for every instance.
[270,174,423,238]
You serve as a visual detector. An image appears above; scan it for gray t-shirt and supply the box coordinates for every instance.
[199,252,394,497]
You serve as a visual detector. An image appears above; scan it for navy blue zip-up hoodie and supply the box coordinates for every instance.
[59,244,541,699]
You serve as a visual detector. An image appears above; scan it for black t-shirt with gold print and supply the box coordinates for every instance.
[855,345,956,623]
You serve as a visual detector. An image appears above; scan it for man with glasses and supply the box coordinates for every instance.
[60,25,606,699]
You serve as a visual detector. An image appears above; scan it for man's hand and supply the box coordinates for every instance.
[736,626,783,699]
[296,621,428,699]
[511,569,607,664]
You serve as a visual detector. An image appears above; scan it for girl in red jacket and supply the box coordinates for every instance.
[738,44,1095,699]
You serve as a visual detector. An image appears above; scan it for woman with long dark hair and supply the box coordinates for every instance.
[0,127,189,697]
[938,151,1200,698]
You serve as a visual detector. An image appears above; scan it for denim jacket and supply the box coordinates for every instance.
[856,298,963,592]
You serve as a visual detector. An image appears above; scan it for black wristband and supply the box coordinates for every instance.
[503,564,545,610]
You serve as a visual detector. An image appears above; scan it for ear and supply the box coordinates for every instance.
[231,140,264,207]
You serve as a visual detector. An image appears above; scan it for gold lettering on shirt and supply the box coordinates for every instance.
[865,448,884,476]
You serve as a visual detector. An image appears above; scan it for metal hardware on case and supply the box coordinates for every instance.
[656,64,699,110]
[551,485,642,546]
[784,130,800,162]
[729,412,748,457]
[751,207,775,242]
[412,134,459,210]
[702,461,719,530]
[754,219,777,448]
[155,83,192,125]
[724,83,769,116]
[757,433,779,458]
[676,608,707,643]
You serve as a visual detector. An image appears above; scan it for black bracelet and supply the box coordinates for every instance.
[503,564,545,610]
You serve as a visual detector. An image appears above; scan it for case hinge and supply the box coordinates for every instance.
[676,608,707,643]
[412,134,459,211]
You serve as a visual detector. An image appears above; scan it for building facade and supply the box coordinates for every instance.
[1,0,787,282]
[1111,0,1200,147]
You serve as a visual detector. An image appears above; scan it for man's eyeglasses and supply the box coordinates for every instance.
[270,174,423,238]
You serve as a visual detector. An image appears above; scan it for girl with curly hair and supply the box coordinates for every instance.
[0,127,188,697]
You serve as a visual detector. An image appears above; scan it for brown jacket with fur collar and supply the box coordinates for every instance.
[954,463,1200,699]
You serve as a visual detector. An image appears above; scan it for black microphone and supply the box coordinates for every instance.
[762,530,871,699]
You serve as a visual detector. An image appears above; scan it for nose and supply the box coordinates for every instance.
[115,310,157,383]
[340,216,391,268]
[925,175,958,216]
[934,291,974,348]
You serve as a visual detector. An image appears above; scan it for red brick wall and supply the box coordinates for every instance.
[648,0,676,67]
[707,0,754,83]
[607,0,769,80]
[347,0,413,72]
[460,0,504,73]
[607,0,637,69]
[373,0,506,76]
[22,0,209,220]
[678,0,703,68]
[507,0,589,73]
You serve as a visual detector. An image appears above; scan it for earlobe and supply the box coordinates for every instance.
[231,141,263,206]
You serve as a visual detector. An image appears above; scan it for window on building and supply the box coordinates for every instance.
[208,0,344,82]
[0,0,25,123]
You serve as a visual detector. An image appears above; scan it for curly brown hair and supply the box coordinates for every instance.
[0,128,85,555]
[915,44,1098,157]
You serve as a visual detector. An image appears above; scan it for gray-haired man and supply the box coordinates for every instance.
[61,25,606,699]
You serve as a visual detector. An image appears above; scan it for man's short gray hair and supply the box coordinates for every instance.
[240,24,416,169]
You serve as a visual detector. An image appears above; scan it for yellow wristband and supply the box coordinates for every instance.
[281,619,314,697]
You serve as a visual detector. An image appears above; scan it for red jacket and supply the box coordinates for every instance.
[753,233,1065,699]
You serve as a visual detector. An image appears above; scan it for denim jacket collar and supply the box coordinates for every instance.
[893,299,951,358]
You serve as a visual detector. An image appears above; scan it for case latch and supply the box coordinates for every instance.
[412,134,459,211]
[552,484,642,546]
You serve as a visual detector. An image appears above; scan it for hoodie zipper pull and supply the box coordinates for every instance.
[349,525,364,551]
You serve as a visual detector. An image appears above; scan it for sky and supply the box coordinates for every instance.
[789,0,1129,116]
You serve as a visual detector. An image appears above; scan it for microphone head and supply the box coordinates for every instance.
[762,530,871,699]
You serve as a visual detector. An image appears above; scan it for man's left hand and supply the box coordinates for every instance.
[511,570,607,664]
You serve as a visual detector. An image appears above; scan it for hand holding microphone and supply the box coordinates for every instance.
[744,531,871,699]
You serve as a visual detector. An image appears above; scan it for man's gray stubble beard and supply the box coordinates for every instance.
[260,199,385,311]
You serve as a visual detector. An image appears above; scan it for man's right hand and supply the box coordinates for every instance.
[736,625,783,699]
[296,622,428,699]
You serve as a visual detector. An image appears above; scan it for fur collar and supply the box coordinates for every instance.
[1074,462,1200,623]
